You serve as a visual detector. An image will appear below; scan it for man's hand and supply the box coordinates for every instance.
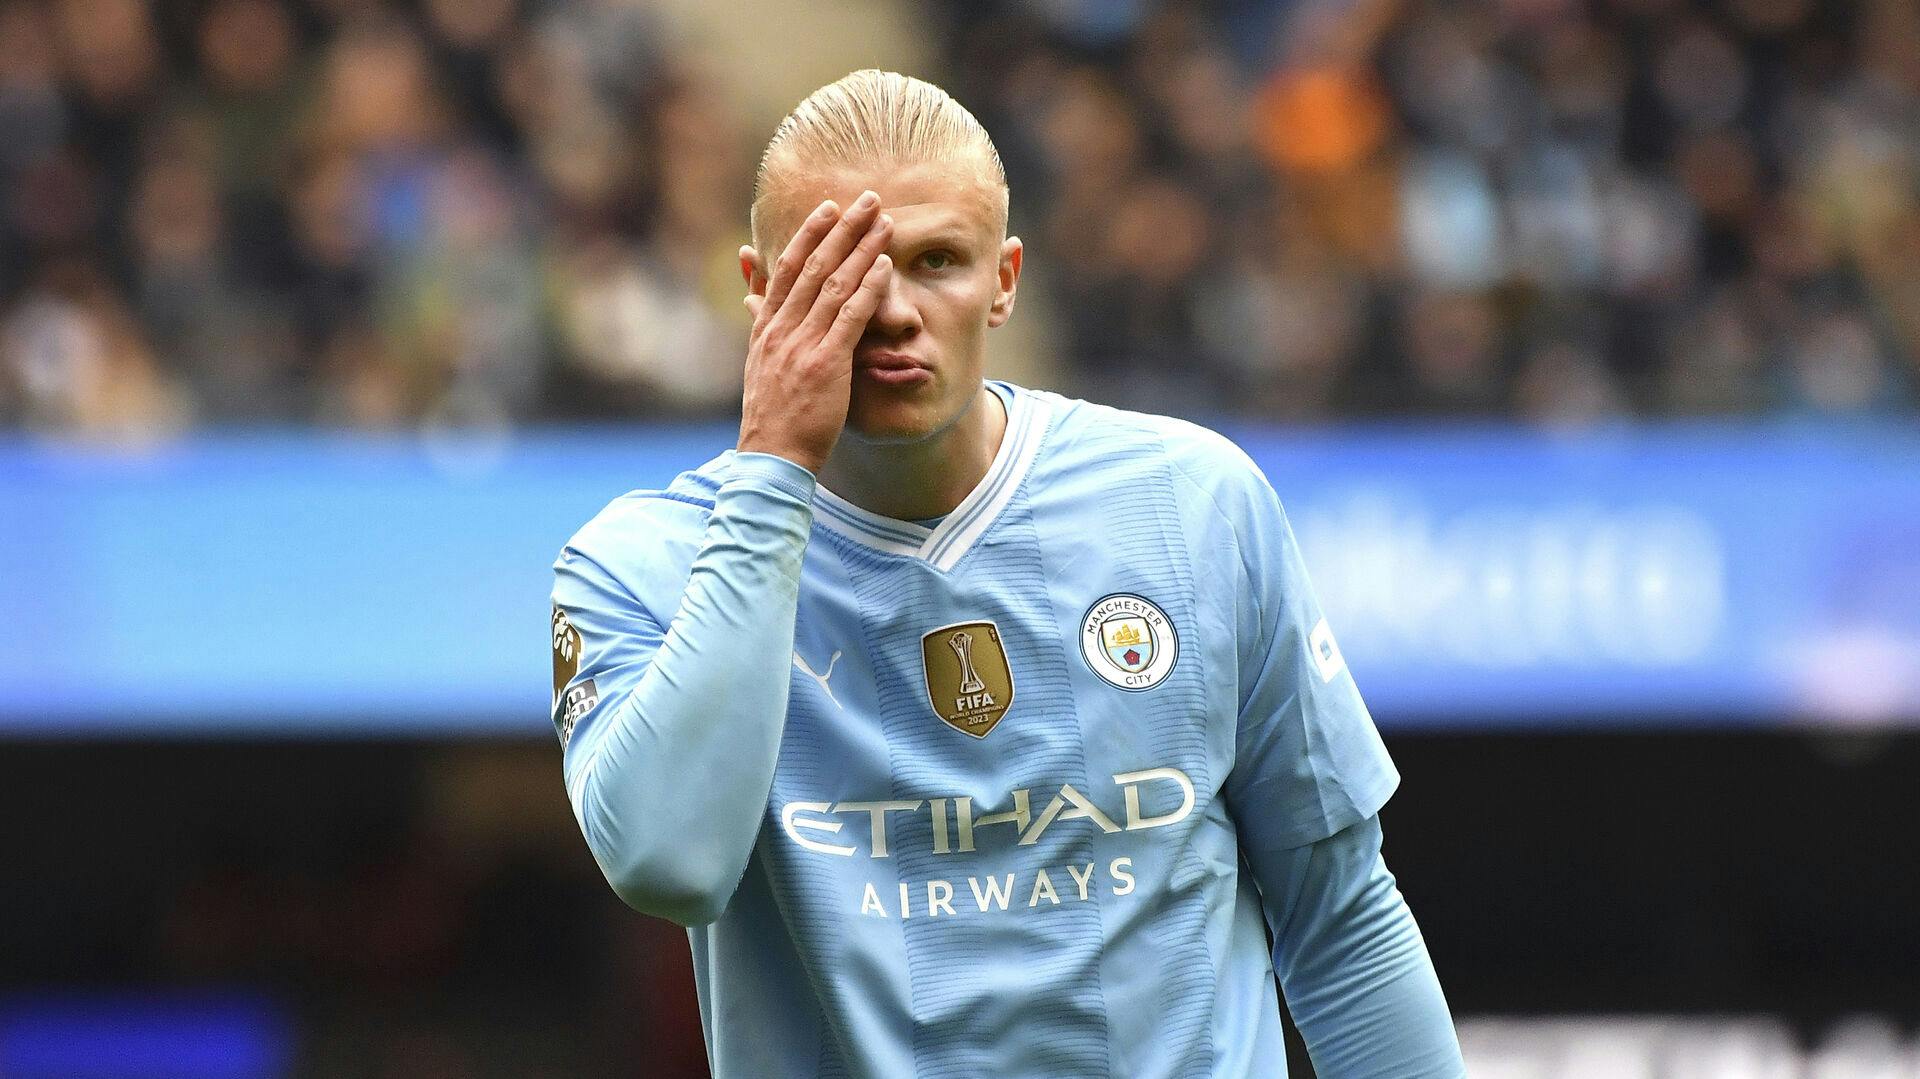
[738,191,894,474]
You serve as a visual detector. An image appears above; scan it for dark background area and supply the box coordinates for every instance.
[5,730,1914,1074]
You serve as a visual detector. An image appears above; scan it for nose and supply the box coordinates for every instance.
[866,260,920,338]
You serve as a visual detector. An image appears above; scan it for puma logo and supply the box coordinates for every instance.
[792,648,843,709]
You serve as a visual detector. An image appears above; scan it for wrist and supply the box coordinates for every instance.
[736,436,827,475]
[730,450,820,502]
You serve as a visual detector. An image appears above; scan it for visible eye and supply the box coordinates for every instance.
[919,250,955,271]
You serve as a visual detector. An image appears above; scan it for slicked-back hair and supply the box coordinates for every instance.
[751,70,1009,254]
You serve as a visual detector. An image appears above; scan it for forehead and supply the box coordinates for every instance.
[767,159,1004,245]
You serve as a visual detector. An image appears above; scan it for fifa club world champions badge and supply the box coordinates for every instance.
[1081,594,1179,691]
[922,621,1017,738]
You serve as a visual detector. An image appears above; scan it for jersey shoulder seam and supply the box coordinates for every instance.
[1159,434,1269,635]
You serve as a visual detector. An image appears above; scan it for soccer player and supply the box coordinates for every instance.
[551,70,1465,1077]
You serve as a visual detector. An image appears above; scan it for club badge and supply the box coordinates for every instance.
[1081,594,1178,691]
[922,620,1016,738]
[552,605,595,747]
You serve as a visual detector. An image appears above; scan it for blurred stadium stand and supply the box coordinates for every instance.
[0,0,1915,433]
[2,0,1918,1075]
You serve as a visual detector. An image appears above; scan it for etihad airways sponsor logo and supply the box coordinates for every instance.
[855,858,1137,920]
[778,766,1195,859]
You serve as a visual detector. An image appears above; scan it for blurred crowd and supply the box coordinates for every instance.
[948,0,1920,421]
[0,0,744,438]
[0,0,1916,438]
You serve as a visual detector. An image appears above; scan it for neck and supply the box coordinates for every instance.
[817,385,1007,521]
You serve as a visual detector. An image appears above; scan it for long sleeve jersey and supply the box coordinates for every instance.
[551,381,1465,1077]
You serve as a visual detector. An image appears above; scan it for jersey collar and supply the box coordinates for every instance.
[812,382,1045,573]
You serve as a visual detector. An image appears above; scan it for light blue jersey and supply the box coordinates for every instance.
[552,382,1463,1078]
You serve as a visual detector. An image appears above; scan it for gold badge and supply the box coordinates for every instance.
[552,605,595,746]
[552,605,581,704]
[921,620,1016,738]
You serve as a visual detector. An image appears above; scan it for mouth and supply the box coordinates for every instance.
[855,351,933,385]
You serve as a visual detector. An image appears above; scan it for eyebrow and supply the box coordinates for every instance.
[894,225,979,251]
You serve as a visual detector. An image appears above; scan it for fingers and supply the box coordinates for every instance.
[801,210,892,337]
[762,200,842,322]
[772,191,884,335]
[819,254,892,356]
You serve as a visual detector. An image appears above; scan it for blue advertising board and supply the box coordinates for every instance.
[1,422,1916,734]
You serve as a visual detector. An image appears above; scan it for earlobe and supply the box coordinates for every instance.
[988,292,1017,327]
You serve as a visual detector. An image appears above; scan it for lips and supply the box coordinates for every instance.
[854,350,933,386]
[855,350,926,372]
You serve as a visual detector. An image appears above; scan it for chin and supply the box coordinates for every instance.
[843,408,942,445]
[844,390,952,445]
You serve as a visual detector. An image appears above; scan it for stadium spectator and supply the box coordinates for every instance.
[1,0,1916,433]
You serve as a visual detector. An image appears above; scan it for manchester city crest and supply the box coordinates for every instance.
[1081,594,1178,691]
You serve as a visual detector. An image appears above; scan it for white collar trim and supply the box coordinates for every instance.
[812,382,1045,572]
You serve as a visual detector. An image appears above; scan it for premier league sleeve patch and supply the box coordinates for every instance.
[1081,594,1179,691]
[551,605,596,747]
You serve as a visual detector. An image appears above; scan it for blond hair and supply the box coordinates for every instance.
[751,70,1008,253]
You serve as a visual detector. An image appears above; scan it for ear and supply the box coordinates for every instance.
[988,236,1023,328]
[740,245,768,296]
